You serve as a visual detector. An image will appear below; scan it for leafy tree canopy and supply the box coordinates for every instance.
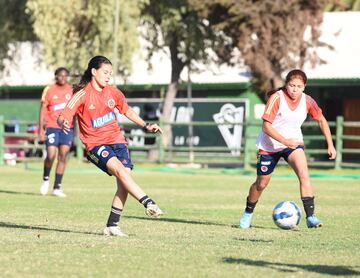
[26,0,141,75]
[0,0,37,70]
[191,0,341,96]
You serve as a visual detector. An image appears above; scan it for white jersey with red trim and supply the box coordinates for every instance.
[256,90,307,152]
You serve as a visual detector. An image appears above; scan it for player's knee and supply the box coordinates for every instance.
[45,155,56,163]
[297,169,310,183]
[254,180,268,191]
[58,153,68,163]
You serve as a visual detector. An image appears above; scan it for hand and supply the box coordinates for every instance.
[144,123,163,134]
[284,138,302,149]
[328,145,336,160]
[58,118,70,134]
[38,130,46,142]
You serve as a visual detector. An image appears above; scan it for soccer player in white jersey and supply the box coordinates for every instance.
[239,69,336,229]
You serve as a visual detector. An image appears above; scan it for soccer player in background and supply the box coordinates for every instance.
[57,55,163,237]
[39,67,73,197]
[239,69,336,229]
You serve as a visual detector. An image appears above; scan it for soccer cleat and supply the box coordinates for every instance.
[306,215,323,228]
[52,189,67,198]
[145,203,163,218]
[239,212,253,229]
[103,226,128,237]
[40,180,49,195]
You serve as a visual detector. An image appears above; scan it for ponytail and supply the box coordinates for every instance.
[73,69,92,93]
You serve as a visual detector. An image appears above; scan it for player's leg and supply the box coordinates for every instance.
[52,144,71,197]
[103,173,129,237]
[40,128,58,195]
[52,128,74,197]
[239,153,278,228]
[106,157,163,218]
[286,148,322,228]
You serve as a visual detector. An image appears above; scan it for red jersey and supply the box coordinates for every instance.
[60,83,129,151]
[41,83,73,128]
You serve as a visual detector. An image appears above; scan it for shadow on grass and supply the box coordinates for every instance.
[0,222,101,236]
[222,257,360,276]
[234,237,274,243]
[125,215,226,227]
[230,224,279,230]
[0,189,38,196]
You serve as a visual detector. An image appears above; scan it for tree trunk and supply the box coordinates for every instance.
[161,34,185,147]
[272,74,283,89]
[162,82,178,147]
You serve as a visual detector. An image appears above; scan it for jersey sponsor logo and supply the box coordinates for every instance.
[261,161,271,166]
[65,94,71,100]
[53,95,58,99]
[92,112,115,128]
[101,150,109,158]
[52,102,67,111]
[88,104,96,110]
[260,166,268,172]
[107,98,115,109]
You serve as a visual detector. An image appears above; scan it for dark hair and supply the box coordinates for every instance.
[266,69,307,98]
[54,67,69,76]
[73,55,112,93]
[285,69,307,84]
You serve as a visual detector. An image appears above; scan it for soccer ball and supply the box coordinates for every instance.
[272,201,301,230]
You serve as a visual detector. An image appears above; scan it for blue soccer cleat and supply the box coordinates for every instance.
[239,212,253,229]
[306,215,323,228]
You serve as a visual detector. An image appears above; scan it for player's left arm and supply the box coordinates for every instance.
[315,115,336,160]
[307,95,336,160]
[114,87,162,133]
[124,107,163,134]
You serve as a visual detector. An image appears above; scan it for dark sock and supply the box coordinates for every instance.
[301,196,315,218]
[139,195,155,208]
[43,166,51,181]
[53,173,63,189]
[245,197,258,213]
[107,206,122,227]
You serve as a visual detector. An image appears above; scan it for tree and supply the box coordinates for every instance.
[26,0,141,75]
[191,0,340,97]
[327,0,360,10]
[141,0,224,146]
[0,0,37,71]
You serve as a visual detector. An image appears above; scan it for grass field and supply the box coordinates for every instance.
[0,163,359,277]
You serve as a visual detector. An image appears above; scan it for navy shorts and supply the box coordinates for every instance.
[87,143,133,176]
[257,146,305,176]
[46,127,74,147]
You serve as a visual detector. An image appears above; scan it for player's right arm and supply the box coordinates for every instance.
[263,121,301,149]
[58,90,86,133]
[262,92,301,149]
[38,86,50,141]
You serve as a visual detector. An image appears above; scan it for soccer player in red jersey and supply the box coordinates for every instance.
[39,67,73,197]
[239,69,336,229]
[57,56,163,237]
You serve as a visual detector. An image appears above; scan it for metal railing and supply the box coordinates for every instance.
[0,115,359,168]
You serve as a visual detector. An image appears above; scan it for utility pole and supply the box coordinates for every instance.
[187,65,194,164]
[112,0,120,87]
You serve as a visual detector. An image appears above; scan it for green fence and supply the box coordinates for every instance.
[0,115,359,168]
